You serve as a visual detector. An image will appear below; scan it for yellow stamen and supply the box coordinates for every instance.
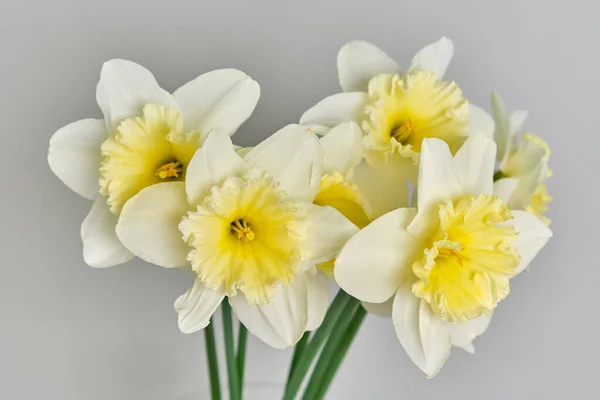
[156,161,183,179]
[231,219,255,242]
[391,119,416,143]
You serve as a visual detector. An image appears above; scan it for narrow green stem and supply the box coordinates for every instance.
[222,302,240,400]
[301,299,360,400]
[204,319,222,400]
[317,306,367,399]
[236,323,248,398]
[283,290,351,400]
[286,331,310,388]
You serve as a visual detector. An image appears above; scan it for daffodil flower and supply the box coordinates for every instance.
[310,122,408,317]
[48,60,260,267]
[334,135,552,376]
[491,92,552,224]
[299,38,494,219]
[115,126,358,348]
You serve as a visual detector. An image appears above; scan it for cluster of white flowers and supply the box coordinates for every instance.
[49,37,552,377]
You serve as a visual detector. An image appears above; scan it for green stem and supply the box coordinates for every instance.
[317,306,367,399]
[222,302,240,400]
[301,299,360,400]
[286,331,310,388]
[283,290,351,400]
[236,323,248,398]
[204,319,222,400]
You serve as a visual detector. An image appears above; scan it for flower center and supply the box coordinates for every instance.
[230,218,255,242]
[412,194,520,322]
[100,103,201,214]
[390,119,416,144]
[363,70,468,162]
[179,170,305,305]
[156,160,183,179]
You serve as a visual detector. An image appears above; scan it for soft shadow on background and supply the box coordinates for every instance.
[1,0,597,399]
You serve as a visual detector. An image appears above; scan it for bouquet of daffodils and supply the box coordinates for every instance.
[48,37,552,399]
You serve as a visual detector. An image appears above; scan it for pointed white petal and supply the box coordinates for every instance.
[306,272,330,331]
[491,91,512,163]
[173,69,260,137]
[96,59,177,130]
[116,182,190,268]
[409,37,454,79]
[362,298,393,317]
[174,278,224,334]
[300,92,368,128]
[185,130,248,205]
[303,124,331,136]
[48,118,106,200]
[81,197,134,268]
[417,139,463,214]
[453,135,496,196]
[353,155,415,220]
[510,110,528,134]
[244,125,323,202]
[337,41,401,92]
[300,203,359,265]
[392,282,451,377]
[230,274,310,349]
[511,211,553,275]
[493,178,519,204]
[320,122,364,175]
[335,208,423,303]
[449,313,493,353]
[469,104,495,137]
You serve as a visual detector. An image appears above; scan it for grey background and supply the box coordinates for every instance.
[1,0,597,399]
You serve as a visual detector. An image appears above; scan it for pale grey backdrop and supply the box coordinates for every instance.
[1,0,597,399]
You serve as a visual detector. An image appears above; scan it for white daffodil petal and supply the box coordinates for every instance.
[409,37,454,79]
[174,278,224,334]
[335,208,422,303]
[392,282,451,377]
[303,124,331,136]
[48,118,107,200]
[449,313,493,354]
[320,122,364,175]
[491,91,511,163]
[337,41,402,92]
[353,155,415,220]
[173,69,260,137]
[185,131,248,205]
[300,203,359,265]
[230,274,310,349]
[81,197,134,268]
[453,135,496,196]
[116,182,190,268]
[244,125,323,202]
[510,110,528,134]
[417,139,463,214]
[306,272,330,331]
[469,104,495,137]
[511,210,553,275]
[362,298,393,318]
[96,59,177,131]
[493,178,519,204]
[300,92,368,128]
